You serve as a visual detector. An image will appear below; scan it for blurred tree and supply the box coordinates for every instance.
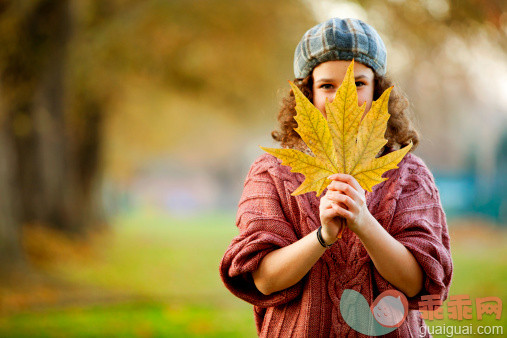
[0,0,76,275]
[4,0,501,276]
[72,0,315,189]
[0,0,109,276]
[318,0,507,170]
[321,0,506,52]
[0,0,315,275]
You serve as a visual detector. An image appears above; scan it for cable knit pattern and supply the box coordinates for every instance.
[220,152,453,337]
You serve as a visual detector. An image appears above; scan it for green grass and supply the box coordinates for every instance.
[423,231,507,337]
[0,302,254,337]
[0,208,505,337]
[54,209,241,301]
[0,208,257,337]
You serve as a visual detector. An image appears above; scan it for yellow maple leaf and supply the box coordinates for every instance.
[261,60,412,196]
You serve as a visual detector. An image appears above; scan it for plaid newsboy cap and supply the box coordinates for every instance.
[294,18,387,78]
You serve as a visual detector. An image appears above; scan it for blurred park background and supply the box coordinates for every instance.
[0,0,506,337]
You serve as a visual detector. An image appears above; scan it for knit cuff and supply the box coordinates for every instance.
[220,231,304,308]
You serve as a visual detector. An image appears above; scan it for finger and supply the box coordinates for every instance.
[325,195,355,215]
[327,182,362,202]
[326,180,348,192]
[320,197,343,213]
[338,194,359,214]
[328,174,363,193]
[323,193,348,210]
[328,178,365,205]
[320,206,342,222]
[320,198,334,211]
[326,191,359,212]
[331,202,353,220]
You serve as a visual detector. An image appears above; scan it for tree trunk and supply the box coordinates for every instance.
[0,123,28,278]
[0,0,105,275]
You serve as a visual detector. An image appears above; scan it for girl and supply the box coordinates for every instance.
[220,17,453,337]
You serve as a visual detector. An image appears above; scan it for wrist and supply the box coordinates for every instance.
[319,226,336,247]
[354,213,377,240]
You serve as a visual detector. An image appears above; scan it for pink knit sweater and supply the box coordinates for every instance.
[220,152,453,337]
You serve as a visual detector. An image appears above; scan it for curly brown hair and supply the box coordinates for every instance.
[271,72,419,155]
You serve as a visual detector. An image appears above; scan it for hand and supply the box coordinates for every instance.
[324,174,371,235]
[319,188,346,245]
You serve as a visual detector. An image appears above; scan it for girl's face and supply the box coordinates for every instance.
[312,60,375,118]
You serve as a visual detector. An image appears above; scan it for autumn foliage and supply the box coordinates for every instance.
[261,60,412,196]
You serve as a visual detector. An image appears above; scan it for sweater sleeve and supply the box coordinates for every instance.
[372,156,453,310]
[219,155,304,307]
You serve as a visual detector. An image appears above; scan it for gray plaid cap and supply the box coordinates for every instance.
[294,18,387,79]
